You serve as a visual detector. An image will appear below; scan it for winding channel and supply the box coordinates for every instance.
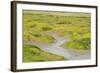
[29,37,91,60]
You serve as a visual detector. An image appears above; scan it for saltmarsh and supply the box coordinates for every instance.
[23,10,91,62]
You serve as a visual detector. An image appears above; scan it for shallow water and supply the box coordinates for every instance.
[29,37,91,60]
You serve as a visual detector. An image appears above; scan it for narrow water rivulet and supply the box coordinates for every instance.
[29,37,90,60]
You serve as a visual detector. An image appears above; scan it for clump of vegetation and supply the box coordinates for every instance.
[63,33,91,50]
[31,33,42,37]
[64,38,90,50]
[39,35,55,43]
[42,27,52,31]
[23,45,66,62]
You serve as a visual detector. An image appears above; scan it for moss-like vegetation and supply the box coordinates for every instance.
[23,10,91,62]
[23,45,65,62]
[63,32,91,50]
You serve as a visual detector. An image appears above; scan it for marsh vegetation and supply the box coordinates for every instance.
[23,10,91,62]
